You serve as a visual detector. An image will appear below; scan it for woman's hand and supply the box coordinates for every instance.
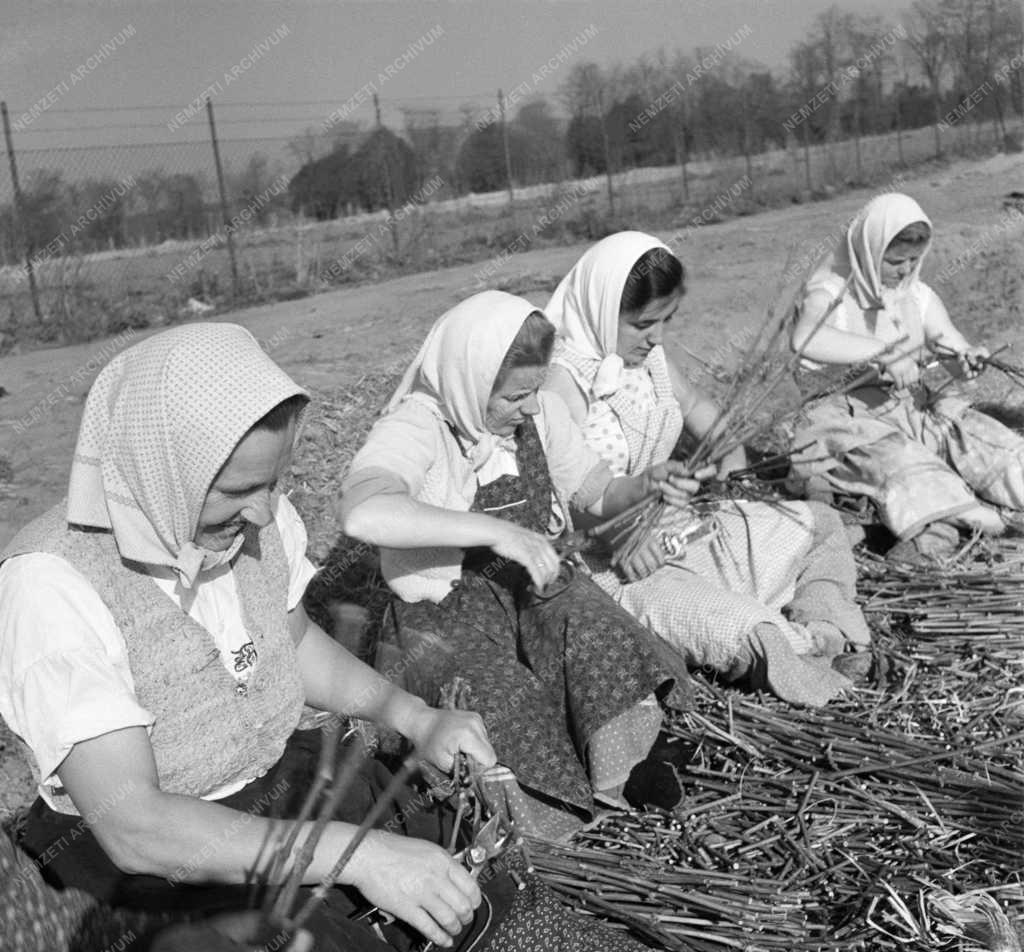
[488,522,561,591]
[406,707,496,773]
[957,344,989,379]
[878,353,921,389]
[642,461,716,509]
[617,532,668,582]
[348,831,482,948]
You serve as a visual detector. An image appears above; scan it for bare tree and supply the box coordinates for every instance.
[788,38,824,189]
[843,13,893,181]
[978,0,1023,138]
[661,49,696,199]
[402,107,448,183]
[812,5,849,179]
[904,0,952,155]
[286,126,327,167]
[559,61,606,119]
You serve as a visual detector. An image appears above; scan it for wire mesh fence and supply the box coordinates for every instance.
[0,97,1015,353]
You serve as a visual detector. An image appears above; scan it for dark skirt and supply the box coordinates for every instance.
[390,562,688,816]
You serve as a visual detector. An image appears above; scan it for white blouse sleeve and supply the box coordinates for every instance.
[0,553,154,788]
[339,400,440,519]
[536,391,612,508]
[275,493,318,609]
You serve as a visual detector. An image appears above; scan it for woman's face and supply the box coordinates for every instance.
[617,289,683,367]
[880,244,923,290]
[485,365,547,437]
[194,419,296,550]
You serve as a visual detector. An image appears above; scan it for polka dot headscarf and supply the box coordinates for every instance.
[67,323,307,587]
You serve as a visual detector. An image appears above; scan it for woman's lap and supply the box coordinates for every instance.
[590,499,818,669]
[793,393,982,535]
[797,391,1024,529]
[667,500,813,607]
[387,571,682,812]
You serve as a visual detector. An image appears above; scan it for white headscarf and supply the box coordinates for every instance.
[67,323,307,588]
[387,290,542,474]
[807,192,932,311]
[545,231,670,397]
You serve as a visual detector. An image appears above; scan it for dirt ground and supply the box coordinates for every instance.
[3,149,1024,551]
[0,149,1023,818]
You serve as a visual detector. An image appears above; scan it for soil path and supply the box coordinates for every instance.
[2,151,1022,550]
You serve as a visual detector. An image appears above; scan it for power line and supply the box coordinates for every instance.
[7,104,494,136]
[11,136,327,154]
[9,118,376,133]
[5,94,497,116]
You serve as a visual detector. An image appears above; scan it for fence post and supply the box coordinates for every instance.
[498,89,514,208]
[373,92,399,256]
[206,99,240,298]
[2,102,43,323]
[895,88,905,166]
[674,127,690,202]
[802,124,813,193]
[596,88,615,216]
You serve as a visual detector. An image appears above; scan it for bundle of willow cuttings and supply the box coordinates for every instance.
[596,279,855,568]
[531,636,1024,952]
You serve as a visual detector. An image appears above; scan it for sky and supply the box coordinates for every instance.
[0,0,905,189]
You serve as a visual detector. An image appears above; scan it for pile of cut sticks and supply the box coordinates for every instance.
[531,590,1024,951]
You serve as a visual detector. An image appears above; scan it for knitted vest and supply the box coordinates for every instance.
[2,503,306,815]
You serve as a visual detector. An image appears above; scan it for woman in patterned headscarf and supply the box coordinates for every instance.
[544,231,871,707]
[789,192,1024,561]
[0,323,508,951]
[340,291,698,841]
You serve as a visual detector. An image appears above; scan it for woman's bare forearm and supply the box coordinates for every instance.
[58,731,365,887]
[118,791,364,885]
[792,323,903,365]
[340,494,503,549]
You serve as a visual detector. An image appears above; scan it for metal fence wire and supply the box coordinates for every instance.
[0,97,1014,351]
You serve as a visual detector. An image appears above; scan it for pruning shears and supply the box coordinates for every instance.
[420,793,518,952]
[456,813,515,877]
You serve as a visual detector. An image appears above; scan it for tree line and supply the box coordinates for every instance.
[292,0,1024,209]
[0,154,282,265]
[2,0,1022,265]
